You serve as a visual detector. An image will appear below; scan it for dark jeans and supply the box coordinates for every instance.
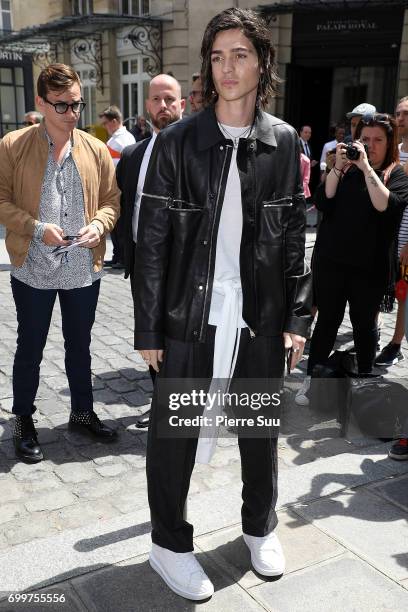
[11,276,100,416]
[308,255,384,374]
[147,326,284,552]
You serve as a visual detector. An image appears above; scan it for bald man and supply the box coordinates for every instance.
[116,74,185,427]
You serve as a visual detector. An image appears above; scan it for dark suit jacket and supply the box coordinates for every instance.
[299,138,313,159]
[116,137,152,280]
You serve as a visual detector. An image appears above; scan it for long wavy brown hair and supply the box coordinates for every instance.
[200,8,280,109]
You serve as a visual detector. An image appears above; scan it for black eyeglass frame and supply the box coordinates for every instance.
[43,97,86,114]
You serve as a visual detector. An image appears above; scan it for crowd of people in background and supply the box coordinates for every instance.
[296,99,408,461]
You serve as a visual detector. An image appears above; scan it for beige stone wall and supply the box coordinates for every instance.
[398,10,408,102]
[11,0,64,30]
[161,0,189,97]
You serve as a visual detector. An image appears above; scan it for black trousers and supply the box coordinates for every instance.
[147,326,284,553]
[11,276,100,416]
[308,255,384,374]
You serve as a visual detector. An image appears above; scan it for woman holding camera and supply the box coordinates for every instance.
[307,113,408,376]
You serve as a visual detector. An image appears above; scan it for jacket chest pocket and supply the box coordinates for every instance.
[258,197,293,244]
[169,199,204,244]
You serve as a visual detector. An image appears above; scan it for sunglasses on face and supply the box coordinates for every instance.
[43,98,86,114]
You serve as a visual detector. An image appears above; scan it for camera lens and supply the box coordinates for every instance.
[345,145,360,161]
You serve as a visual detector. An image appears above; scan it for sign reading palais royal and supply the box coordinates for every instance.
[316,19,377,33]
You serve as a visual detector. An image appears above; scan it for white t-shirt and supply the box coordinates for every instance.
[132,132,157,243]
[398,143,408,255]
[107,126,136,167]
[208,124,248,328]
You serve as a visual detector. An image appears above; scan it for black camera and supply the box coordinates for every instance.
[345,143,368,160]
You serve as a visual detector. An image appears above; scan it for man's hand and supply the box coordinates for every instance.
[400,243,408,267]
[42,224,67,246]
[139,349,164,373]
[283,332,306,371]
[78,224,101,249]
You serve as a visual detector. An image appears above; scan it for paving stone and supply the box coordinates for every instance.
[94,369,121,381]
[0,503,26,526]
[121,390,149,407]
[0,438,17,459]
[0,397,13,413]
[54,462,95,484]
[22,473,63,498]
[50,499,117,531]
[3,514,59,546]
[120,367,149,381]
[94,462,129,478]
[102,403,138,419]
[251,554,408,612]
[294,488,408,581]
[105,378,136,394]
[111,343,134,356]
[369,474,408,511]
[25,489,76,512]
[72,552,265,612]
[2,477,23,503]
[106,358,135,371]
[0,419,13,440]
[120,452,147,469]
[92,388,118,405]
[137,378,153,394]
[36,398,68,417]
[109,489,149,514]
[11,462,53,482]
[72,478,124,500]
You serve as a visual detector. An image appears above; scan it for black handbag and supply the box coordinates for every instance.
[309,350,408,438]
[348,377,408,438]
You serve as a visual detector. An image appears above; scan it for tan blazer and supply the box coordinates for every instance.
[0,122,120,271]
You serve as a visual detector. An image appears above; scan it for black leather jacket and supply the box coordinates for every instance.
[133,106,312,349]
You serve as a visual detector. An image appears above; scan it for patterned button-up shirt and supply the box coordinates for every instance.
[11,134,102,289]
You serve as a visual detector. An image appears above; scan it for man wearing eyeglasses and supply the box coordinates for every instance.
[0,63,120,463]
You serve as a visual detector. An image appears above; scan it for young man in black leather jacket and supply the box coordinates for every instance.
[133,7,312,601]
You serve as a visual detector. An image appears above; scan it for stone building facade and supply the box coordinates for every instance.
[0,0,407,156]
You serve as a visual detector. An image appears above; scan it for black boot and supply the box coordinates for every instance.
[68,411,118,442]
[13,415,43,463]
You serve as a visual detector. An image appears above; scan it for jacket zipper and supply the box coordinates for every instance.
[199,145,231,341]
[141,192,172,205]
[263,196,293,206]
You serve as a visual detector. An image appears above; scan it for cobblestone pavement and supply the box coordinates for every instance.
[1,227,408,610]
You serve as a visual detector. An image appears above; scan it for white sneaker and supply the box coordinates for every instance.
[295,375,311,406]
[243,531,285,576]
[149,543,214,601]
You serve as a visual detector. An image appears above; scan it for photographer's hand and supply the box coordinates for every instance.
[325,143,349,198]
